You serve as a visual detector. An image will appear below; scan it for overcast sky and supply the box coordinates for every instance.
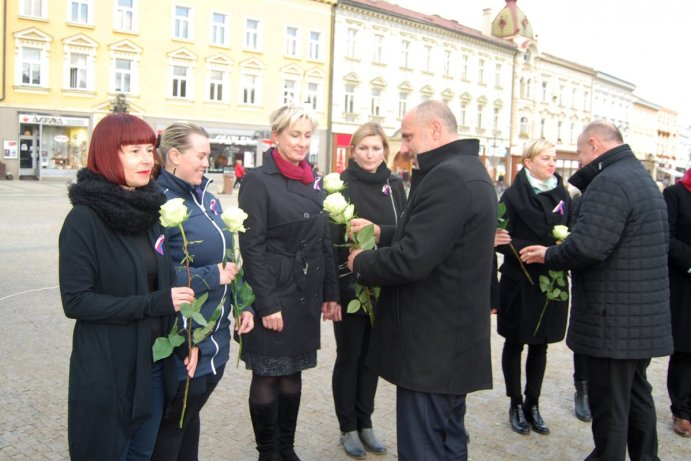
[394,0,689,125]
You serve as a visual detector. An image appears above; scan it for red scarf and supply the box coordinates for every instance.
[678,168,691,192]
[272,149,314,185]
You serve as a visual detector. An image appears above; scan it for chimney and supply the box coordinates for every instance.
[482,8,493,35]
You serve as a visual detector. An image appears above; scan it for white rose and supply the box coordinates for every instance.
[552,225,570,241]
[323,192,348,217]
[342,204,355,222]
[323,173,345,193]
[221,207,249,233]
[159,198,189,228]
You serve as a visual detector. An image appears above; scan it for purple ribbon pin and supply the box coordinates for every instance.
[382,184,391,196]
[154,235,165,255]
[552,200,565,215]
[209,199,219,215]
[313,177,322,191]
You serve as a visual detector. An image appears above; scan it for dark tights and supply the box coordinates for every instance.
[250,372,302,404]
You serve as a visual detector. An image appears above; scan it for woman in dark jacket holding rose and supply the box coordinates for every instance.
[663,168,691,437]
[496,139,571,436]
[59,113,197,460]
[328,122,406,458]
[238,104,339,461]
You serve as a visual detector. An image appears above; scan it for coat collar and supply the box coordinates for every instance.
[261,148,323,205]
[157,169,211,203]
[415,139,480,174]
[569,144,633,192]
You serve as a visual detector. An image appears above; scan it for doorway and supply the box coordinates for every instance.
[19,124,39,178]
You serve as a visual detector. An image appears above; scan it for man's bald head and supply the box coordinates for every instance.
[576,120,625,167]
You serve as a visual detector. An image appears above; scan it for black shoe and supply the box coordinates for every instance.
[525,405,550,435]
[249,400,280,461]
[574,380,592,422]
[277,394,302,461]
[509,404,530,435]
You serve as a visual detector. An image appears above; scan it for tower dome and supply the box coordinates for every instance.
[491,0,534,39]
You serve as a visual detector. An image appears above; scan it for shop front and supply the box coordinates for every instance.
[17,114,90,179]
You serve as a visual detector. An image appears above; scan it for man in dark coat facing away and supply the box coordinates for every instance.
[347,100,496,460]
[521,121,672,461]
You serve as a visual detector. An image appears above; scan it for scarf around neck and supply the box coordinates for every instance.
[272,149,314,185]
[678,168,691,192]
[68,168,166,235]
[525,168,558,193]
[347,161,391,184]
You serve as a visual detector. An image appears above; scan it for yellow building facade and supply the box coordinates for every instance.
[0,0,335,179]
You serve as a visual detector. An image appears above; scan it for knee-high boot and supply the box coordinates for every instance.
[249,400,280,461]
[574,380,592,422]
[277,393,302,461]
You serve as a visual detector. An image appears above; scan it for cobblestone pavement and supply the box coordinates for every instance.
[0,178,688,460]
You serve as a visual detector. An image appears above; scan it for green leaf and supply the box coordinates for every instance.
[539,275,550,293]
[190,311,208,327]
[191,292,210,313]
[371,286,381,298]
[550,288,561,299]
[356,224,375,250]
[556,276,566,287]
[225,249,234,262]
[497,202,506,218]
[179,303,194,319]
[193,307,222,344]
[169,331,185,348]
[559,291,569,301]
[355,284,363,296]
[152,337,174,362]
[346,299,362,314]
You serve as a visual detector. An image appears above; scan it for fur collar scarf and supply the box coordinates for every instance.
[68,168,165,235]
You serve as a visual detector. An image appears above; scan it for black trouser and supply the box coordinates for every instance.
[152,366,225,461]
[397,387,467,461]
[332,314,379,432]
[501,340,547,403]
[668,351,691,420]
[585,356,659,461]
[574,352,588,382]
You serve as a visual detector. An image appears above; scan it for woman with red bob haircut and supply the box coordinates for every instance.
[59,113,198,461]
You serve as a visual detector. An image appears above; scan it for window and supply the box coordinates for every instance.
[557,121,563,141]
[461,55,469,80]
[69,0,91,24]
[21,0,46,18]
[373,34,384,63]
[371,88,381,116]
[21,47,42,85]
[69,53,87,89]
[285,26,298,57]
[520,78,526,99]
[459,102,467,126]
[306,82,319,111]
[526,79,532,99]
[572,88,577,108]
[559,85,565,106]
[309,31,321,60]
[241,74,260,105]
[209,70,224,101]
[583,91,589,110]
[495,63,502,87]
[114,58,132,93]
[282,79,296,104]
[570,122,576,143]
[519,116,528,134]
[477,104,484,129]
[211,13,228,46]
[478,59,485,84]
[344,84,355,113]
[245,18,261,50]
[424,45,432,73]
[400,40,410,67]
[174,6,191,40]
[398,92,407,119]
[542,81,548,101]
[540,118,546,138]
[172,65,188,98]
[346,28,357,58]
[443,50,451,75]
[114,0,134,32]
[493,108,500,131]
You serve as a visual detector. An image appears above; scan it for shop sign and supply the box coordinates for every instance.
[3,140,19,159]
[18,114,90,127]
[54,135,69,143]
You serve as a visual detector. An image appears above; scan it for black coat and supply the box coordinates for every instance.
[59,172,179,461]
[497,169,571,344]
[546,144,673,359]
[353,139,496,395]
[330,163,406,314]
[663,183,691,352]
[238,149,338,356]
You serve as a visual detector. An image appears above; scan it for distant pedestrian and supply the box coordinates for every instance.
[521,121,672,461]
[234,159,245,188]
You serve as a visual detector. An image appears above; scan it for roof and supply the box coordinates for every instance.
[491,0,533,39]
[341,0,516,52]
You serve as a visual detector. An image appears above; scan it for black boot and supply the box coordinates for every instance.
[509,404,530,435]
[249,400,280,461]
[525,405,550,435]
[277,393,302,461]
[574,380,592,422]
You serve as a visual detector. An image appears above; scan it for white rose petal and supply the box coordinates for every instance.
[323,173,345,193]
[323,192,348,217]
[222,207,249,233]
[552,225,570,241]
[342,204,355,222]
[160,198,189,227]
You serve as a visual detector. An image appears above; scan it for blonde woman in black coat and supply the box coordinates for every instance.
[496,139,571,436]
[239,105,339,461]
[329,122,406,458]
